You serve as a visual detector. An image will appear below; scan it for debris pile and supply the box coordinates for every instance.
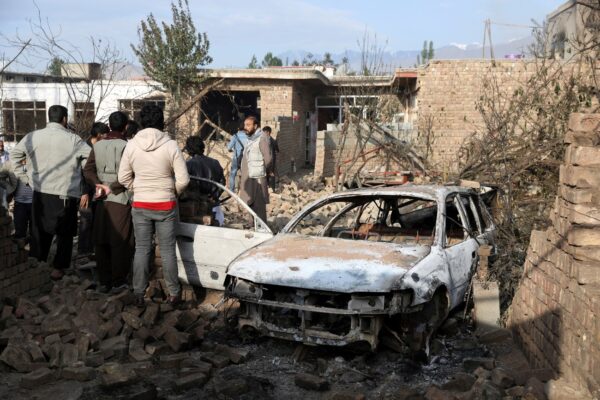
[0,275,250,398]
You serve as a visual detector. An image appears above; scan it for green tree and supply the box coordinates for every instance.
[248,54,259,69]
[291,59,300,66]
[47,56,64,76]
[420,40,428,65]
[261,52,283,67]
[428,41,434,61]
[322,52,334,65]
[131,0,212,106]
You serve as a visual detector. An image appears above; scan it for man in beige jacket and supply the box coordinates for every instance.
[118,105,189,306]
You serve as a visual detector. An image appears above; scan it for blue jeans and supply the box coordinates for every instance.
[131,207,180,297]
[229,163,239,192]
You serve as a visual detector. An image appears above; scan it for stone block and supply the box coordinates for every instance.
[440,372,475,392]
[572,259,600,285]
[568,227,600,247]
[145,341,170,356]
[84,352,104,368]
[566,145,600,167]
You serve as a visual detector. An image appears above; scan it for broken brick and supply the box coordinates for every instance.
[62,365,96,381]
[20,367,54,389]
[61,332,76,344]
[295,373,330,391]
[44,333,61,345]
[145,341,170,356]
[175,372,208,390]
[60,343,79,367]
[159,353,188,369]
[133,326,152,341]
[142,303,159,326]
[200,352,230,368]
[129,338,152,362]
[85,352,105,368]
[0,345,32,372]
[164,330,191,352]
[26,342,46,363]
[175,310,199,330]
[122,312,144,330]
[462,357,495,372]
[214,344,250,364]
[100,362,138,388]
[100,336,128,358]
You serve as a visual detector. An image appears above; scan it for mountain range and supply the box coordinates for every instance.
[275,36,534,71]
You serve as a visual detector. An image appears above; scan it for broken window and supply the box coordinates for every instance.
[445,195,468,246]
[288,196,437,245]
[73,101,95,134]
[1,100,46,142]
[119,98,165,123]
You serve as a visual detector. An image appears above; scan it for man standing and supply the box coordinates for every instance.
[183,136,225,226]
[11,105,91,280]
[118,105,189,306]
[0,140,10,164]
[84,111,134,294]
[262,126,279,191]
[239,116,272,223]
[226,124,248,192]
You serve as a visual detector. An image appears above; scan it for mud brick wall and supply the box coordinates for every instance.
[0,207,51,298]
[417,59,536,173]
[508,113,600,395]
[313,129,408,178]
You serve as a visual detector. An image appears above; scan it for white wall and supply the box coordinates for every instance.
[0,79,163,143]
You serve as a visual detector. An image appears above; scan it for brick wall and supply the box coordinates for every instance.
[0,207,51,298]
[313,128,409,179]
[508,113,600,395]
[417,59,536,172]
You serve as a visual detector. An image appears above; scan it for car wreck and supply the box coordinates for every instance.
[176,179,496,351]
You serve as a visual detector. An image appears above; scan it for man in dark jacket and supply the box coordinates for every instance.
[84,111,134,294]
[183,136,225,225]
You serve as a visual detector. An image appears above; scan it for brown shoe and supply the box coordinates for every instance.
[166,295,181,306]
[50,268,64,281]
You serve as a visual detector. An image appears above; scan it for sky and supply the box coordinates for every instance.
[0,0,567,71]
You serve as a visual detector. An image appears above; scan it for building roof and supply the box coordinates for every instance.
[203,66,417,88]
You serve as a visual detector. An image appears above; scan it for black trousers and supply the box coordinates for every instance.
[14,201,32,239]
[94,201,134,288]
[77,203,96,253]
[31,191,78,270]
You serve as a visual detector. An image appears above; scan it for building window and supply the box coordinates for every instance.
[73,101,95,133]
[1,101,46,142]
[119,98,166,122]
[24,76,37,83]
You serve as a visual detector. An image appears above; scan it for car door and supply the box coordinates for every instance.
[443,194,479,306]
[176,178,273,290]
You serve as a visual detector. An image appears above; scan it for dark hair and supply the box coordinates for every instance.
[184,136,205,156]
[48,105,68,123]
[140,104,164,130]
[125,120,140,139]
[262,126,272,134]
[244,115,259,126]
[90,122,109,138]
[108,111,128,132]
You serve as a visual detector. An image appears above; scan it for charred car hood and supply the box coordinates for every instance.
[227,235,430,293]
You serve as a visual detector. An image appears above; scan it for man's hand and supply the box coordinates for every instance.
[80,194,89,209]
[94,184,111,199]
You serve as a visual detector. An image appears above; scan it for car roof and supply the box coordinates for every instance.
[324,184,475,201]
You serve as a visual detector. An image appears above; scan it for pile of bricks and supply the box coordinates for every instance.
[0,274,248,393]
[0,207,52,298]
[508,112,600,397]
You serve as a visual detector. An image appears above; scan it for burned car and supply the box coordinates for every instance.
[176,180,496,351]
